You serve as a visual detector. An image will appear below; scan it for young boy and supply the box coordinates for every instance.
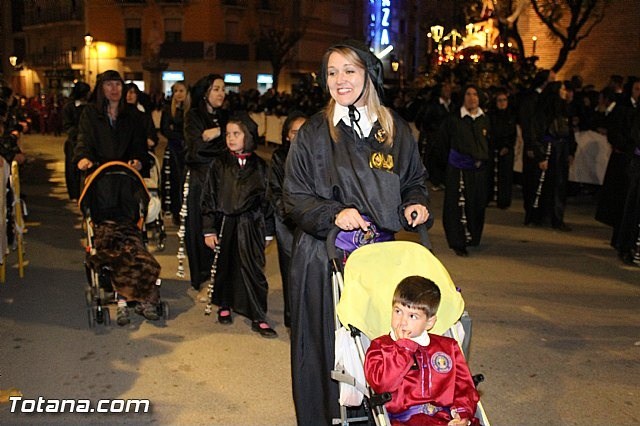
[364,276,479,426]
[201,113,277,338]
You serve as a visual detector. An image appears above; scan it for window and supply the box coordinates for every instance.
[125,19,142,56]
[164,18,182,43]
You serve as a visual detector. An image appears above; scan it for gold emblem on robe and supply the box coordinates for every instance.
[369,152,394,172]
[374,128,387,144]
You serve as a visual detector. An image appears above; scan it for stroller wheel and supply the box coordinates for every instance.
[87,307,95,328]
[95,305,105,324]
[157,301,170,320]
[84,286,93,306]
[103,307,111,326]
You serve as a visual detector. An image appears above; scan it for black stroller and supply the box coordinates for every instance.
[78,161,169,327]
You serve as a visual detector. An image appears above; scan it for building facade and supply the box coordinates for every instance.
[1,0,364,98]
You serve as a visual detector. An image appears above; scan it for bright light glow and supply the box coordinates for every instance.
[257,74,273,84]
[376,44,394,59]
[224,73,242,84]
[162,71,184,81]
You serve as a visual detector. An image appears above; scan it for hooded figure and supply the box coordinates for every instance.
[182,73,229,289]
[284,40,430,425]
[200,110,277,337]
[74,69,149,175]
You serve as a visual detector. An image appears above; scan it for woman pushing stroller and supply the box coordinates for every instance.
[283,40,431,425]
[75,70,161,326]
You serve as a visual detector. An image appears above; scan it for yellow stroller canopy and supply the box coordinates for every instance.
[336,241,465,339]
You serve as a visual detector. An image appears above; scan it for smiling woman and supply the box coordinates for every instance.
[283,39,432,425]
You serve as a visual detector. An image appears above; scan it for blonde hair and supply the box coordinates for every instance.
[322,46,394,146]
[170,81,191,118]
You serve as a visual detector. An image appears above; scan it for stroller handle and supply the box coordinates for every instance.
[411,211,433,251]
[325,212,433,266]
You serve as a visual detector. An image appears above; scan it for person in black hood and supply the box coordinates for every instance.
[183,74,229,292]
[74,70,149,174]
[283,39,431,425]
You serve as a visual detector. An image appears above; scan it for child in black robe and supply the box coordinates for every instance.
[201,114,277,338]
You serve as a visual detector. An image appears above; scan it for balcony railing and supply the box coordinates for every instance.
[23,2,84,26]
[26,50,82,68]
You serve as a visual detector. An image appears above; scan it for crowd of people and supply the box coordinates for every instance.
[1,39,639,425]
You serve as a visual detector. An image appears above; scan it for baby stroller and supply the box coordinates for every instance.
[143,151,166,251]
[328,227,490,426]
[78,161,169,327]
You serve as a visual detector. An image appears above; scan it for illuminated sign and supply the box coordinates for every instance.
[162,71,184,81]
[224,73,242,84]
[257,74,273,84]
[369,0,392,54]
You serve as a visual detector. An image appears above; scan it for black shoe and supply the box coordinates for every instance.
[251,321,278,338]
[552,223,572,232]
[453,247,468,257]
[217,307,233,325]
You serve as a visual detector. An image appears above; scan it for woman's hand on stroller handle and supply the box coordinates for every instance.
[128,159,142,171]
[405,204,429,227]
[77,158,94,171]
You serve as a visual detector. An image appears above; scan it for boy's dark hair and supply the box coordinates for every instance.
[393,276,441,318]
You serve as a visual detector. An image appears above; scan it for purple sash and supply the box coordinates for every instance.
[448,149,482,170]
[388,403,448,422]
[335,216,393,253]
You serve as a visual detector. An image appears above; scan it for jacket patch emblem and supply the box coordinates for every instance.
[369,152,394,172]
[430,352,452,373]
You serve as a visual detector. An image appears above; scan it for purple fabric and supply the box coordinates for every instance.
[388,403,446,422]
[634,146,640,157]
[448,149,477,170]
[334,217,393,253]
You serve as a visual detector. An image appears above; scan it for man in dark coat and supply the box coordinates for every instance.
[439,84,491,256]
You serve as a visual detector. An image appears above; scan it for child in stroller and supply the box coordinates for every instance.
[364,276,479,425]
[332,239,489,426]
[79,161,168,327]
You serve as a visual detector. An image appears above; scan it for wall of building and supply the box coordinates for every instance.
[517,1,640,88]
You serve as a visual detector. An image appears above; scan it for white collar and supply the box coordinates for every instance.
[390,329,431,346]
[631,97,637,108]
[332,104,377,138]
[136,103,146,113]
[440,97,451,111]
[460,106,484,119]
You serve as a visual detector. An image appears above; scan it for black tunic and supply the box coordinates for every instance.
[283,110,429,425]
[488,108,517,208]
[595,103,636,244]
[160,104,187,218]
[74,104,149,171]
[201,152,275,321]
[267,143,295,327]
[183,106,228,288]
[615,110,640,257]
[62,100,87,199]
[439,110,490,250]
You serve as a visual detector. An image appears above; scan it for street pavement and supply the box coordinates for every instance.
[0,133,638,426]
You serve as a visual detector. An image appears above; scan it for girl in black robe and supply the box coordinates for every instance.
[183,74,228,290]
[201,114,276,337]
[283,40,431,426]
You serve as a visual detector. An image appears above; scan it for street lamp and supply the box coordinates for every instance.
[9,55,17,67]
[84,33,93,84]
